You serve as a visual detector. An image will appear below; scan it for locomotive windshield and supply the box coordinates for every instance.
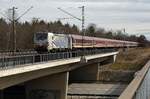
[35,33,48,40]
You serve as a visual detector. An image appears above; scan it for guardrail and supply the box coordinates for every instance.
[0,49,116,69]
[118,60,150,99]
[0,51,37,56]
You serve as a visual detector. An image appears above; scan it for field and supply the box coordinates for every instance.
[98,47,150,82]
[111,47,150,70]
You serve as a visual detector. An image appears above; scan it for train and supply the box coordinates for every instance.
[34,32,138,52]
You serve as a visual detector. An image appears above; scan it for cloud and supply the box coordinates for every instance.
[0,0,150,40]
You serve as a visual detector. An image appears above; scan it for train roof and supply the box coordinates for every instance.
[70,34,138,44]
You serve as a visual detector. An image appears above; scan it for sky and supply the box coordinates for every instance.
[1,0,150,39]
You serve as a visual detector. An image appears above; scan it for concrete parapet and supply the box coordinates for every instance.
[119,60,150,99]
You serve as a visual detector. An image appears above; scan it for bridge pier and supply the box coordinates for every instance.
[69,63,100,82]
[69,55,115,83]
[0,90,3,99]
[113,54,117,63]
[26,72,69,99]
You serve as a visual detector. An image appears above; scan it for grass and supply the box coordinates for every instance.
[111,47,150,70]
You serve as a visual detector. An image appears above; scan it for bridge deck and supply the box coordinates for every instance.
[0,52,118,78]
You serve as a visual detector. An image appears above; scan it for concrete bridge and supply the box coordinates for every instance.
[0,51,118,99]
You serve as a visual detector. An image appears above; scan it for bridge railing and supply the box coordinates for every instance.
[0,50,37,56]
[0,49,116,69]
[118,60,150,99]
[135,65,150,99]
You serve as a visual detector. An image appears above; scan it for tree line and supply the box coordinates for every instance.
[0,18,149,51]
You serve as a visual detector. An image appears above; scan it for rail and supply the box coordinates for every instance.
[118,60,150,99]
[0,49,116,70]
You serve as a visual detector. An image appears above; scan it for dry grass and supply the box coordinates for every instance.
[111,47,150,70]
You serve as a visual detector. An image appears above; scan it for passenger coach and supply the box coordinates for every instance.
[34,32,138,52]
